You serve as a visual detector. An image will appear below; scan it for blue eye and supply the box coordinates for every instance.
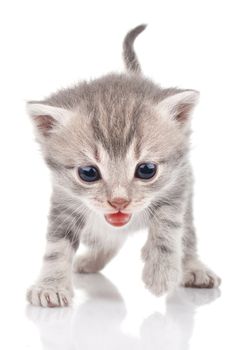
[78,166,101,182]
[135,163,157,180]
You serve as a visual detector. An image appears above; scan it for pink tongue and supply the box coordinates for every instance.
[105,212,131,227]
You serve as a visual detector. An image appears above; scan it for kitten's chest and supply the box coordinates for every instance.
[80,211,145,247]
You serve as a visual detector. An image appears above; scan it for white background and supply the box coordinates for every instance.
[0,0,251,349]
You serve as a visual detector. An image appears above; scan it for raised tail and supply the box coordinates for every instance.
[123,24,147,74]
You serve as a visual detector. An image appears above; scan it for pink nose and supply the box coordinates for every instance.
[108,197,130,210]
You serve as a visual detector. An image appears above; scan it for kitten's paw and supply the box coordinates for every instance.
[142,262,181,297]
[183,260,221,288]
[26,284,73,308]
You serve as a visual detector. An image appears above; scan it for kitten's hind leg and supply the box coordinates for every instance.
[73,237,125,274]
[182,193,221,289]
[182,257,221,288]
[74,248,116,273]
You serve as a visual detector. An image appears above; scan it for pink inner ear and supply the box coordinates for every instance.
[33,115,56,136]
[175,103,194,123]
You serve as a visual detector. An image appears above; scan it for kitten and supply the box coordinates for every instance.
[27,25,221,307]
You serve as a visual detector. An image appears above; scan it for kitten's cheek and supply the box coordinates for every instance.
[105,212,132,227]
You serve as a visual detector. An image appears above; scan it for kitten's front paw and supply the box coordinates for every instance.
[27,284,73,308]
[142,262,181,297]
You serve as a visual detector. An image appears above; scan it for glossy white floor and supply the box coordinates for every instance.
[1,226,252,350]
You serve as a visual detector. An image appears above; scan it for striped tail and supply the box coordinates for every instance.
[123,24,147,74]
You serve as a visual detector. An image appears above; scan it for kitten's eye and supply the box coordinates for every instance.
[135,162,157,180]
[78,166,101,182]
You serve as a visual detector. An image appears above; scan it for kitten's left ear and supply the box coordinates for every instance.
[156,90,200,124]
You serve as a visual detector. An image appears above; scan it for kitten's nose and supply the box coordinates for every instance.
[108,197,131,210]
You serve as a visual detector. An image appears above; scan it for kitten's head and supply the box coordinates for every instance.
[27,26,199,227]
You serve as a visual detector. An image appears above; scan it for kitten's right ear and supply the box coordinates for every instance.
[26,103,73,138]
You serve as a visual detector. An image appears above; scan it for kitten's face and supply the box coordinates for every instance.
[28,77,198,227]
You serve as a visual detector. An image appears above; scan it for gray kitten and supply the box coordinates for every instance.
[27,25,221,307]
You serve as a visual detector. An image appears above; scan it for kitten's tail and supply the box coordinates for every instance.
[123,24,147,74]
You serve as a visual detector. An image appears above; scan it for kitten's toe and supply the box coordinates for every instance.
[27,285,73,307]
[183,260,221,288]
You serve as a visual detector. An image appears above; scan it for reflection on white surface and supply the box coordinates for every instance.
[26,274,220,350]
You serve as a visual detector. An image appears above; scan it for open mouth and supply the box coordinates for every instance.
[104,211,132,227]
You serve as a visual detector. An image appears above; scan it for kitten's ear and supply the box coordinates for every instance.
[26,103,73,137]
[156,90,199,124]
